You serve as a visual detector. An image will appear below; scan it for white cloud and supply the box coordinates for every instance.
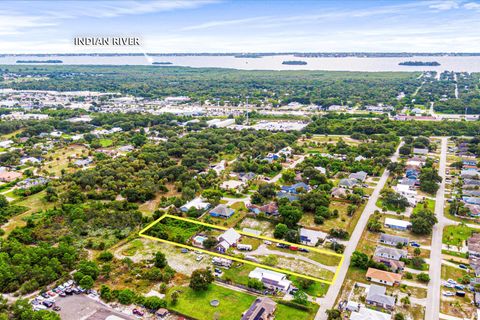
[428,0,460,11]
[464,1,480,9]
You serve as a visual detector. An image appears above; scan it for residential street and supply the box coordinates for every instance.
[314,142,403,320]
[425,137,447,320]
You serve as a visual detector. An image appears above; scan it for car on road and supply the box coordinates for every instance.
[133,308,145,316]
[409,241,421,247]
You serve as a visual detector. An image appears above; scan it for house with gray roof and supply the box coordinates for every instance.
[374,245,407,261]
[209,204,234,218]
[379,234,409,247]
[349,171,368,182]
[339,178,359,188]
[413,148,428,155]
[366,284,396,311]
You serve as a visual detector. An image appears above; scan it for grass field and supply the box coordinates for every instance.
[167,284,256,319]
[413,199,435,214]
[443,224,476,247]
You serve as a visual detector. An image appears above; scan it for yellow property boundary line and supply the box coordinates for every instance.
[139,214,344,285]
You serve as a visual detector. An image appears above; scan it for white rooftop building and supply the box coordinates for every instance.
[248,267,292,292]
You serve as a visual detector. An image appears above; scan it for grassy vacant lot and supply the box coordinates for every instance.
[221,263,256,285]
[40,144,89,176]
[99,138,113,147]
[413,198,435,214]
[443,224,476,247]
[300,200,365,235]
[2,190,55,236]
[291,276,329,297]
[441,264,468,283]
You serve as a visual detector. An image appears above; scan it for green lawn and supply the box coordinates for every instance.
[167,284,256,319]
[99,138,113,147]
[221,263,256,285]
[275,303,316,320]
[442,224,476,247]
[291,276,329,297]
[413,199,435,214]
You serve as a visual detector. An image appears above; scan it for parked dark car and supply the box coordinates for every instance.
[132,308,144,316]
[456,291,466,297]
[42,301,54,308]
[53,306,61,311]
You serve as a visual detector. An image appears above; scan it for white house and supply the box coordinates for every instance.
[216,228,241,253]
[248,267,291,292]
[180,197,210,212]
[394,184,417,206]
[384,218,412,231]
[300,228,327,246]
[349,307,391,320]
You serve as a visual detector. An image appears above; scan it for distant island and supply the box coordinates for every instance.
[282,60,307,65]
[399,61,441,66]
[16,60,63,64]
[152,61,173,65]
[234,54,263,58]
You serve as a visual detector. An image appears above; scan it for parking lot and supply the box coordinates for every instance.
[55,295,135,320]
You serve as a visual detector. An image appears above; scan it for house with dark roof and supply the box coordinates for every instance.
[247,202,279,216]
[241,297,276,320]
[379,234,409,247]
[374,245,407,261]
[366,284,396,311]
[372,256,405,273]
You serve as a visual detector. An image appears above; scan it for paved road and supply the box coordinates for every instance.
[314,142,403,320]
[425,137,448,320]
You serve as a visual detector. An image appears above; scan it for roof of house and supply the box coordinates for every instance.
[468,233,480,254]
[349,307,391,320]
[219,228,241,245]
[413,148,429,155]
[366,284,395,307]
[372,256,405,270]
[379,233,409,245]
[366,268,402,283]
[384,218,412,228]
[241,297,276,320]
[339,178,358,188]
[374,246,407,260]
[210,204,234,217]
[349,171,368,182]
[331,187,348,198]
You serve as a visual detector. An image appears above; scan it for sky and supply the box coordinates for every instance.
[1,0,480,53]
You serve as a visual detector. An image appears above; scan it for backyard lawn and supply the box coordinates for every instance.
[167,284,256,319]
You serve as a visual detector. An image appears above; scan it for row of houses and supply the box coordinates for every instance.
[458,159,480,217]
